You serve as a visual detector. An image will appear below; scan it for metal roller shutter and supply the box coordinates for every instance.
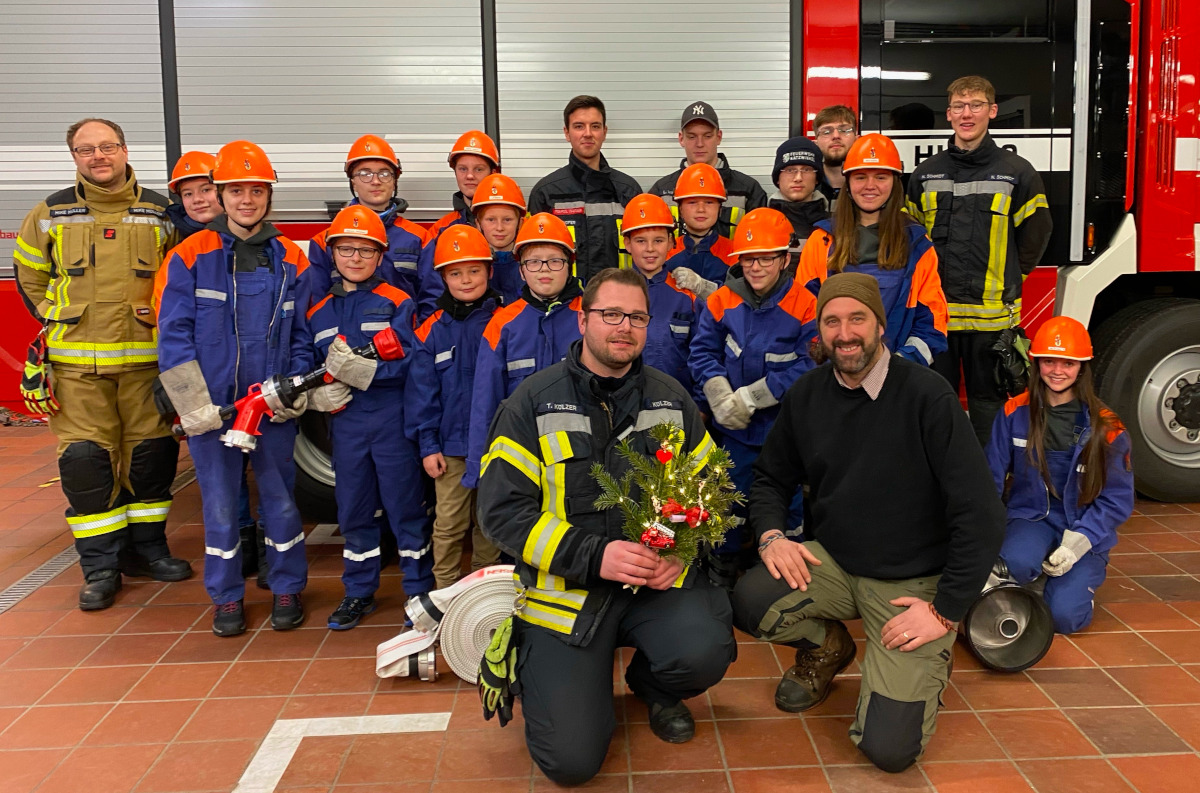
[174,0,486,223]
[494,0,790,198]
[0,0,167,278]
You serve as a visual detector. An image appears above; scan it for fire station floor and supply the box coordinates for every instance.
[0,425,1199,793]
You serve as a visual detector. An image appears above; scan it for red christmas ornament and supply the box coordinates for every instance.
[660,499,684,518]
[684,507,712,528]
[656,448,674,464]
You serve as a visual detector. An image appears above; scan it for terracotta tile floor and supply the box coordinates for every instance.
[1,424,1199,792]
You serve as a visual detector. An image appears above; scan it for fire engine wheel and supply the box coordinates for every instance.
[1092,298,1200,502]
[293,411,336,521]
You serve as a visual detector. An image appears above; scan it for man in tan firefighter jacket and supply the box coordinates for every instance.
[13,118,192,611]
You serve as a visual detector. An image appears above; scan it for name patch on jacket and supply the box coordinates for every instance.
[49,207,89,217]
[128,206,165,218]
[552,207,585,216]
[537,401,582,416]
[644,398,682,411]
[988,174,1017,184]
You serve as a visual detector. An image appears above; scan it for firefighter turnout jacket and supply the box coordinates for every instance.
[14,168,173,372]
[476,341,716,646]
[906,134,1052,332]
[528,153,642,283]
[650,154,768,239]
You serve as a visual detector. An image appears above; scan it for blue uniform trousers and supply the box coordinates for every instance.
[332,393,434,598]
[192,420,307,604]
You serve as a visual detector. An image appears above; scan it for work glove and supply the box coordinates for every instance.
[270,391,308,423]
[308,381,352,413]
[179,403,224,437]
[704,376,750,431]
[478,616,518,727]
[1043,529,1092,577]
[671,267,719,301]
[735,377,778,411]
[20,332,59,417]
[325,336,378,391]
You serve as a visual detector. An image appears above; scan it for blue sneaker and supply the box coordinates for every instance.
[327,596,377,630]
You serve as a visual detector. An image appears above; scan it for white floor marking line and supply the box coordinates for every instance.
[233,711,451,793]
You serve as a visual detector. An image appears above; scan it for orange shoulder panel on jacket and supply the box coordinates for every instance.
[423,211,458,246]
[372,282,413,307]
[664,272,696,300]
[152,230,223,317]
[1099,407,1128,444]
[311,228,330,253]
[668,236,685,258]
[795,231,832,287]
[778,279,819,323]
[280,237,309,275]
[394,216,426,239]
[568,296,583,312]
[710,235,737,265]
[1004,391,1031,416]
[415,309,443,344]
[482,299,527,350]
[306,293,333,321]
[706,286,742,323]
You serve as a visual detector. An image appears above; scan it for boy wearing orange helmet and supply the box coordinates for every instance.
[409,226,504,588]
[795,133,948,367]
[620,194,698,392]
[157,141,328,636]
[301,205,434,628]
[306,134,427,304]
[665,163,738,300]
[689,207,818,587]
[463,213,584,488]
[166,150,220,240]
[986,316,1133,634]
[423,130,500,246]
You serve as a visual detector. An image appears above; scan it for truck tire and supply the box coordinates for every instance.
[293,412,336,521]
[1092,298,1200,502]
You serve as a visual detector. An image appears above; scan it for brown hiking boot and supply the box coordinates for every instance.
[774,619,856,713]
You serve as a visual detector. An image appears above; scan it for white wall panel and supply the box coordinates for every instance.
[175,0,485,222]
[495,0,790,197]
[0,1,166,277]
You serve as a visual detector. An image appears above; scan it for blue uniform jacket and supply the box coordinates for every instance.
[157,228,310,406]
[463,291,584,487]
[689,274,818,447]
[643,269,698,393]
[665,228,735,284]
[798,219,948,365]
[417,248,524,321]
[304,201,425,310]
[408,296,501,459]
[986,393,1135,554]
[298,278,418,413]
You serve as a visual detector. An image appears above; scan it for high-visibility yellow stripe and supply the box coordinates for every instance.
[982,208,1009,309]
[47,341,159,367]
[672,563,690,588]
[522,513,570,570]
[537,430,573,465]
[687,432,715,475]
[541,462,567,518]
[126,500,171,523]
[16,236,43,260]
[1013,194,1049,226]
[482,435,540,483]
[67,506,128,538]
[519,599,576,634]
[946,299,1023,332]
[530,572,587,609]
[14,250,51,272]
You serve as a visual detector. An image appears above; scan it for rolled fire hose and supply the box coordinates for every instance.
[376,564,516,682]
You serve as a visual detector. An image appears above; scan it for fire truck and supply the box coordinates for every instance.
[0,0,1196,502]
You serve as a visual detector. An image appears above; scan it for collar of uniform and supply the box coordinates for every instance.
[207,215,282,245]
[685,227,719,251]
[75,166,138,212]
[451,191,471,217]
[569,151,612,177]
[348,196,403,227]
[727,271,791,311]
[946,131,997,159]
[565,339,645,408]
[436,286,501,321]
[522,276,582,314]
[645,267,670,286]
[676,152,730,175]
[833,346,891,399]
[331,273,383,296]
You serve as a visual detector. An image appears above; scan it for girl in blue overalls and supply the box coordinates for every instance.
[302,205,434,629]
[985,316,1134,634]
[157,140,332,636]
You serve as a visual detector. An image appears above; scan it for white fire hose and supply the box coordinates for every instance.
[376,564,517,682]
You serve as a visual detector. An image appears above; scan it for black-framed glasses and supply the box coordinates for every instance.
[520,257,568,272]
[71,143,123,157]
[586,308,651,329]
[741,253,786,269]
[779,165,816,178]
[351,169,396,183]
[333,245,381,260]
[949,101,990,114]
[815,125,855,138]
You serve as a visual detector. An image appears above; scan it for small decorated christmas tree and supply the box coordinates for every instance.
[591,422,743,566]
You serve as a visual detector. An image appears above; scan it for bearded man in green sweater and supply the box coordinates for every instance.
[731,272,1005,773]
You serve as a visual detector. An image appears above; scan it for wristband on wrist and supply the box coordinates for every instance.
[928,602,957,632]
[757,531,785,554]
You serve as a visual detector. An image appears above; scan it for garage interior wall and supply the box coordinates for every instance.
[0,0,167,278]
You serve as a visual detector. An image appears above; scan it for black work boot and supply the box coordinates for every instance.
[255,523,269,590]
[648,701,696,744]
[79,569,121,611]
[212,600,246,637]
[239,523,260,578]
[120,553,193,582]
[271,593,305,630]
[775,619,856,713]
[327,596,377,631]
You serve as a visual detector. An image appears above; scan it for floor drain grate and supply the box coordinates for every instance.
[0,465,198,614]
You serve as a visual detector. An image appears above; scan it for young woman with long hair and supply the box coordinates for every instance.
[795,133,948,366]
[985,316,1135,634]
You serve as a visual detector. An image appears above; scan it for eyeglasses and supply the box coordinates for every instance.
[815,125,855,138]
[71,143,123,157]
[780,166,816,178]
[741,253,785,269]
[333,245,381,260]
[586,308,651,329]
[352,169,396,183]
[949,101,990,114]
[520,257,568,272]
